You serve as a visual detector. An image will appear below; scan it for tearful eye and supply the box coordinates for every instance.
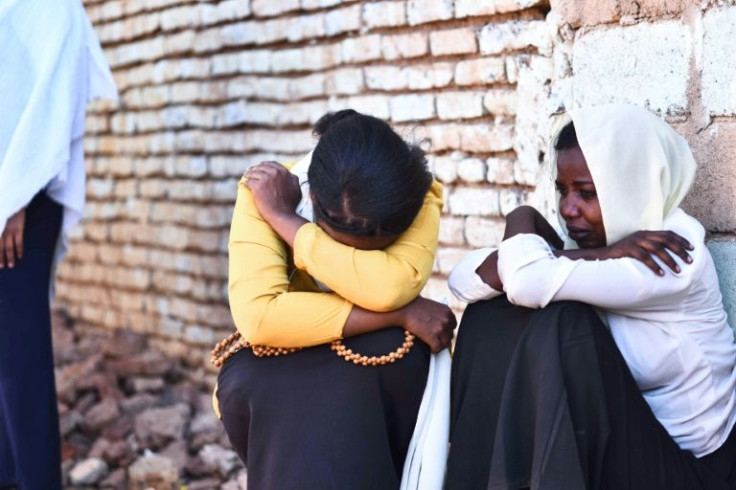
[580,190,597,200]
[555,185,567,197]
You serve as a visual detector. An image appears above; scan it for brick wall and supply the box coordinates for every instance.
[59,0,736,366]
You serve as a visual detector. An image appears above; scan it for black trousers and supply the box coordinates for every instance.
[446,296,736,490]
[0,193,63,490]
[216,327,430,490]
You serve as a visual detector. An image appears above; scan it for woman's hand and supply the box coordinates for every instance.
[243,162,307,246]
[243,161,302,223]
[397,297,456,353]
[0,208,26,269]
[604,230,694,276]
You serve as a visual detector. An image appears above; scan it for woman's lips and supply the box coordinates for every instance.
[566,226,590,240]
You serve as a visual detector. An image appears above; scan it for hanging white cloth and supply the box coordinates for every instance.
[0,0,117,287]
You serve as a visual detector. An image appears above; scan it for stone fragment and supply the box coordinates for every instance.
[82,398,120,432]
[128,452,179,490]
[107,350,175,377]
[100,467,127,490]
[103,329,148,358]
[199,444,241,477]
[134,403,191,448]
[69,457,108,485]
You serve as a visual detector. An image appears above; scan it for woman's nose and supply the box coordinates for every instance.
[559,196,580,219]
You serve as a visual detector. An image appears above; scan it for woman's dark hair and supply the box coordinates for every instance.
[308,109,432,237]
[554,121,579,151]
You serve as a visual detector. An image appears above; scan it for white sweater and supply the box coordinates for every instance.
[448,209,736,457]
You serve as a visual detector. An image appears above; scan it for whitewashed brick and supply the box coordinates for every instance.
[436,247,468,275]
[449,188,500,216]
[381,32,429,60]
[287,13,327,42]
[326,68,364,95]
[365,66,408,91]
[458,123,514,152]
[325,5,361,36]
[465,217,505,247]
[479,21,550,56]
[499,188,524,216]
[301,0,343,9]
[483,90,517,116]
[215,0,251,22]
[436,91,485,120]
[342,95,391,120]
[486,157,515,184]
[430,154,459,183]
[271,44,341,73]
[455,58,506,85]
[290,74,327,99]
[390,94,436,122]
[439,216,466,246]
[406,63,454,90]
[407,0,453,25]
[164,30,196,55]
[458,158,486,183]
[363,1,407,28]
[227,76,290,100]
[455,0,495,18]
[703,8,736,116]
[342,35,383,63]
[252,0,299,17]
[160,6,198,31]
[429,28,478,56]
[572,22,690,113]
[414,123,461,151]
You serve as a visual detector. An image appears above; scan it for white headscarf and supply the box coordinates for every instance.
[549,104,697,248]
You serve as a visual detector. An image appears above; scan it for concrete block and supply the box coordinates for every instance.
[439,216,466,246]
[483,89,517,116]
[458,157,487,183]
[680,122,736,233]
[703,8,736,116]
[486,157,516,184]
[571,21,690,113]
[707,239,736,330]
[550,0,687,28]
[326,68,364,95]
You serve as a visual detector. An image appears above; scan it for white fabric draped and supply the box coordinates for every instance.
[0,0,117,278]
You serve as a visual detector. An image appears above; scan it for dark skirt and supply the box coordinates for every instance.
[0,192,63,490]
[216,327,430,490]
[446,296,736,490]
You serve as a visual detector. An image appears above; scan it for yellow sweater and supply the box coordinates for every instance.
[214,174,443,418]
[228,177,444,347]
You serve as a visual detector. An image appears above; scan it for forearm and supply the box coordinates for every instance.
[342,306,404,338]
[475,251,502,291]
[265,210,309,248]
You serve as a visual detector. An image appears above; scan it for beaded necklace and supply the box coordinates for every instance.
[210,330,415,368]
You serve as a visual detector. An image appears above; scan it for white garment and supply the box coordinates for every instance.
[0,0,117,279]
[448,104,736,457]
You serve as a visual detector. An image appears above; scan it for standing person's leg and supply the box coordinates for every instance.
[0,192,63,490]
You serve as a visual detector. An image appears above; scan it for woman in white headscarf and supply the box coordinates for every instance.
[445,104,736,489]
[0,1,116,488]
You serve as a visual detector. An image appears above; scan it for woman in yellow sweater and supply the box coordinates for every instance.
[213,110,455,489]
